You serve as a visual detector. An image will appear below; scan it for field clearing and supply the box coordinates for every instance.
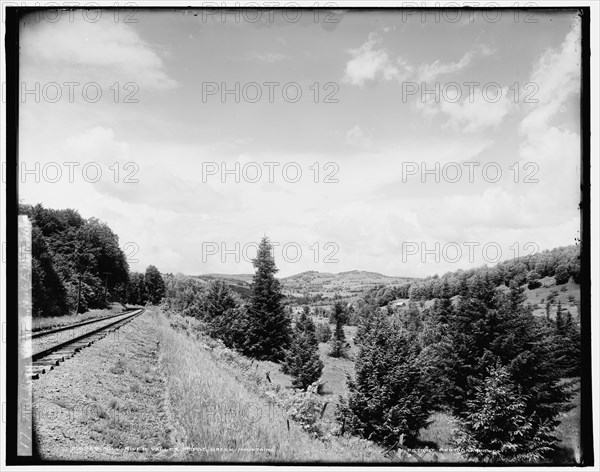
[522,277,580,319]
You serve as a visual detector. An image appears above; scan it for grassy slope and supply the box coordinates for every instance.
[154,309,390,463]
[523,277,581,319]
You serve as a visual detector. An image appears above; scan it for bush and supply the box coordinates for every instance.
[285,382,326,437]
[554,264,570,285]
[527,279,542,290]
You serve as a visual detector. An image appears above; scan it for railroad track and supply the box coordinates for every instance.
[31,308,139,339]
[28,308,145,380]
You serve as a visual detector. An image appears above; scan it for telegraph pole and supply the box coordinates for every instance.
[75,272,82,315]
[103,271,112,304]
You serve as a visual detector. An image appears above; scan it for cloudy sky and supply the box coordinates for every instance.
[18,8,582,277]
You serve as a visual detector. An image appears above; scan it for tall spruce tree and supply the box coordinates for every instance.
[244,237,291,361]
[329,301,348,358]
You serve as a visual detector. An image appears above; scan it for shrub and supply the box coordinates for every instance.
[285,382,326,437]
[554,264,570,285]
[528,279,542,290]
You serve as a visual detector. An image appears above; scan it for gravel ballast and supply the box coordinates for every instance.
[32,312,178,461]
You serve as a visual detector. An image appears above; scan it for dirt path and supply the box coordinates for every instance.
[32,312,178,461]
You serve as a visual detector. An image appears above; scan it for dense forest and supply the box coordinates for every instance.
[20,204,166,316]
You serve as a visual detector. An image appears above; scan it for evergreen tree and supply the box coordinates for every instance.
[354,298,379,346]
[552,305,581,377]
[200,280,247,349]
[244,237,291,361]
[416,289,455,406]
[446,281,573,457]
[555,301,565,333]
[144,265,165,304]
[420,292,452,346]
[282,311,323,390]
[443,274,500,412]
[562,311,581,376]
[344,314,432,447]
[456,363,557,463]
[329,301,348,358]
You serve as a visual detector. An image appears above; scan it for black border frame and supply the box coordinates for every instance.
[4,5,594,466]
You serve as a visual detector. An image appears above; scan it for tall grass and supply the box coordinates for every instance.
[153,309,389,463]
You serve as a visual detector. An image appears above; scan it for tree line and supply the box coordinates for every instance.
[368,245,580,307]
[21,204,166,316]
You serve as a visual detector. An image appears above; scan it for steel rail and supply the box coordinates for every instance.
[31,308,144,362]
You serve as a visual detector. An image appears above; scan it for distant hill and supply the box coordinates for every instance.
[197,270,415,300]
[281,270,415,299]
[202,273,254,284]
[282,269,411,281]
